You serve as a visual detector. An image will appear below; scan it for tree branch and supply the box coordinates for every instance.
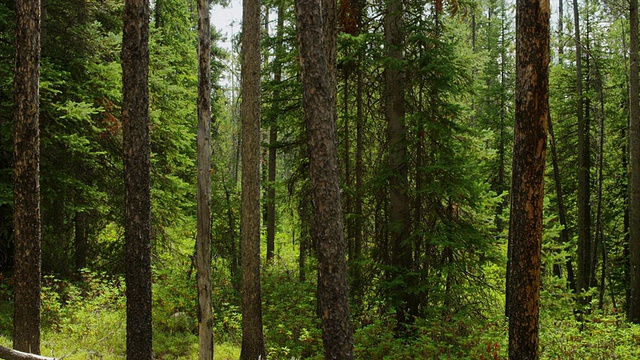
[0,345,58,360]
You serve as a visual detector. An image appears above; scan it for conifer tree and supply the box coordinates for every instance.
[507,0,549,358]
[122,0,152,358]
[240,0,266,356]
[13,0,42,353]
[296,0,355,356]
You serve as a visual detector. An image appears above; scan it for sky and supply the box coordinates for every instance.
[211,0,243,52]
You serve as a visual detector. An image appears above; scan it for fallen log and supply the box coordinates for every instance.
[0,345,58,360]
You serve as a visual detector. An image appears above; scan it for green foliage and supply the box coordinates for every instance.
[262,264,323,359]
[354,308,508,359]
[38,271,126,359]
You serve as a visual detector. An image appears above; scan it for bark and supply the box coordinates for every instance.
[558,0,563,55]
[384,0,416,329]
[13,0,41,353]
[628,0,640,324]
[122,0,152,358]
[507,0,549,359]
[266,1,285,263]
[295,0,355,357]
[344,72,353,262]
[240,0,266,356]
[594,75,605,309]
[352,53,364,308]
[573,0,592,308]
[196,0,214,357]
[0,345,56,360]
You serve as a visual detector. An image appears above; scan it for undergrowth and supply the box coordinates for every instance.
[2,265,640,359]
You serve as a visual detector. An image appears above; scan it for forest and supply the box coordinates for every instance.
[2,0,640,358]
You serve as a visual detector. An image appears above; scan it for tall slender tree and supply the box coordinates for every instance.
[122,0,152,358]
[266,0,285,263]
[628,0,640,324]
[196,0,214,357]
[295,0,355,357]
[384,0,415,328]
[507,0,549,358]
[240,0,266,356]
[573,0,592,308]
[13,0,42,353]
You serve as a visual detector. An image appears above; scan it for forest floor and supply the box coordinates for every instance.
[2,266,640,359]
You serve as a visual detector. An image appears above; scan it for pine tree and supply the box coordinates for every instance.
[122,0,152,358]
[295,0,355,356]
[240,0,266,356]
[12,0,42,353]
[507,0,550,358]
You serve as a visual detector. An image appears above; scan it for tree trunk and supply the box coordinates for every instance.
[507,0,549,359]
[240,0,266,356]
[196,0,214,357]
[13,0,42,353]
[353,52,365,308]
[384,0,415,329]
[628,0,640,324]
[122,0,152,358]
[266,1,285,263]
[295,0,355,357]
[573,0,592,309]
[558,0,563,56]
[594,73,606,310]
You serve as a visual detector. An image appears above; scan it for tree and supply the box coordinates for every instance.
[384,0,415,329]
[240,0,266,356]
[295,0,355,357]
[628,0,640,323]
[573,0,592,309]
[121,0,152,358]
[507,0,549,359]
[13,0,42,353]
[196,0,214,357]
[265,0,285,263]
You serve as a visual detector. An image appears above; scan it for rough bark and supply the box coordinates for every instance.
[196,0,214,357]
[507,0,549,359]
[13,0,41,353]
[0,345,56,360]
[573,0,592,308]
[240,0,266,356]
[628,0,640,324]
[121,0,152,358]
[295,0,355,357]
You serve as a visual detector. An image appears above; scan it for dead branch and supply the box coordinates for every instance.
[0,345,58,360]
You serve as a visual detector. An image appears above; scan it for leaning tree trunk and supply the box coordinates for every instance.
[196,0,214,357]
[122,0,152,358]
[295,0,355,357]
[507,0,550,359]
[13,0,42,353]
